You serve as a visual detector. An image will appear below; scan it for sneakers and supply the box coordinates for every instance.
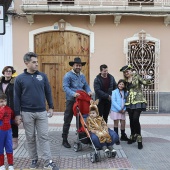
[108,145,116,157]
[0,165,5,170]
[29,160,38,169]
[104,148,110,154]
[12,138,18,150]
[8,165,14,170]
[44,160,59,170]
[0,165,14,170]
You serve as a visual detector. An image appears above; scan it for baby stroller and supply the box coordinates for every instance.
[73,90,116,163]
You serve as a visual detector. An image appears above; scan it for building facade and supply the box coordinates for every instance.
[6,0,170,112]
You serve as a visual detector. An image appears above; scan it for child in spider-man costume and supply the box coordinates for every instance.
[0,93,15,170]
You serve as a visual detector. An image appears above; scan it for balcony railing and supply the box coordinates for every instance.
[22,0,170,7]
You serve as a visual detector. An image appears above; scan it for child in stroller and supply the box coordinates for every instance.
[86,99,119,158]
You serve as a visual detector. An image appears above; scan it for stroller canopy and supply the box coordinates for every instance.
[73,90,92,116]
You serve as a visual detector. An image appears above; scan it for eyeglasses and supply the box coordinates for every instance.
[5,70,12,73]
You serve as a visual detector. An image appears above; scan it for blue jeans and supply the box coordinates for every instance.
[90,128,119,149]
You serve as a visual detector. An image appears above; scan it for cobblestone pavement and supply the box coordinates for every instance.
[8,114,170,170]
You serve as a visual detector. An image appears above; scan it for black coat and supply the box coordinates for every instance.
[94,73,117,100]
[0,76,15,110]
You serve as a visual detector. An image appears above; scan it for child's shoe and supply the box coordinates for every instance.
[120,133,129,141]
[102,146,110,157]
[108,145,117,157]
[104,149,110,157]
[8,165,14,170]
[0,165,5,170]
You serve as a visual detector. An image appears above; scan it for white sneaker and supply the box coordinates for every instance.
[0,165,5,170]
[8,166,14,170]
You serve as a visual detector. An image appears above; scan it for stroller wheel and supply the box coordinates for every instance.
[73,142,79,152]
[90,152,96,163]
[73,142,82,152]
[96,151,101,162]
[78,142,82,151]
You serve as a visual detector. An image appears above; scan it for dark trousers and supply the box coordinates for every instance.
[11,124,18,138]
[98,99,111,123]
[128,109,142,135]
[62,100,75,139]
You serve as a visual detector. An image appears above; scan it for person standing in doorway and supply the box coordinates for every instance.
[120,65,152,149]
[14,52,59,170]
[0,66,18,150]
[94,64,117,123]
[62,57,92,148]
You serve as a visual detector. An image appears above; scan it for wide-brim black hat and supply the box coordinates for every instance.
[69,57,86,66]
[120,65,132,72]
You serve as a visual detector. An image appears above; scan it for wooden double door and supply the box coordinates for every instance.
[34,31,90,112]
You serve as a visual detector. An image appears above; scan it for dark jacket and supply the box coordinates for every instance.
[94,73,117,101]
[14,69,54,116]
[0,76,15,110]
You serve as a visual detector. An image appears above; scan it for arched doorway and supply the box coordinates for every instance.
[124,30,160,113]
[34,31,90,112]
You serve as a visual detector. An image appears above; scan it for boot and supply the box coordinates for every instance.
[120,133,129,141]
[62,139,71,148]
[12,138,18,150]
[127,134,136,144]
[137,135,143,149]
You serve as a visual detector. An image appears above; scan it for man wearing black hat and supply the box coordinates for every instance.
[62,57,92,148]
[94,64,117,123]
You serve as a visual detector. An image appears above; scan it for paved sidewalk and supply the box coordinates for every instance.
[11,113,170,170]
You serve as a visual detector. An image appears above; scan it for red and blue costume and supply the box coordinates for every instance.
[0,106,14,166]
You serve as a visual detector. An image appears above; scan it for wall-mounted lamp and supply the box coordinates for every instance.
[58,19,66,31]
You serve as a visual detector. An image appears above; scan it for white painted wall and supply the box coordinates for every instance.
[0,16,13,76]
